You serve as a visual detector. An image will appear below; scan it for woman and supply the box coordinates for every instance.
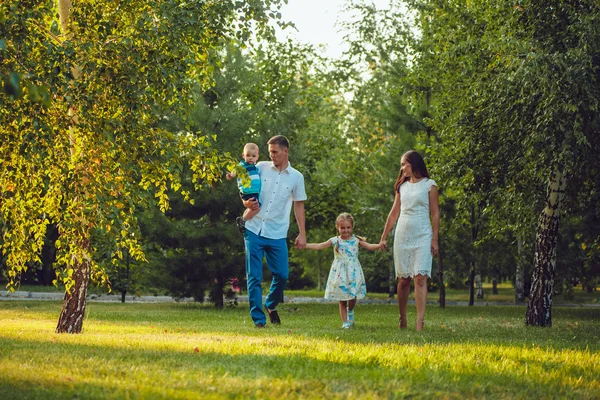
[380,150,439,331]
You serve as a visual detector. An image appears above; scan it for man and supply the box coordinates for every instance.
[242,135,307,328]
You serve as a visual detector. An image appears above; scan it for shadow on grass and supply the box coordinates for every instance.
[0,330,597,400]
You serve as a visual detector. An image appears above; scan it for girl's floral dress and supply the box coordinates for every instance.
[324,235,367,301]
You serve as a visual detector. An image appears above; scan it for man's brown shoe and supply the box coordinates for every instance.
[265,308,280,325]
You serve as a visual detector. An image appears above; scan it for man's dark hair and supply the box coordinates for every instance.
[267,135,290,149]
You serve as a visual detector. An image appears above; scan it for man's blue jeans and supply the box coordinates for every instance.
[244,230,288,325]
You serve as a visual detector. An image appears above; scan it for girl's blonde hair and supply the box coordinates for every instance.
[334,212,365,253]
[335,212,355,228]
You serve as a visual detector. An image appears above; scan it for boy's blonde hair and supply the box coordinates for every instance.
[243,142,259,153]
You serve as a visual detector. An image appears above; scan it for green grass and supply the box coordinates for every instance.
[0,301,599,399]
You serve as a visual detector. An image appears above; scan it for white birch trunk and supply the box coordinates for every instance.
[475,273,484,299]
[526,166,567,327]
[55,0,90,334]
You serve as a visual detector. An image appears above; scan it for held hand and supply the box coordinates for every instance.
[242,197,260,210]
[431,239,438,256]
[379,239,387,251]
[295,233,307,250]
[226,172,234,180]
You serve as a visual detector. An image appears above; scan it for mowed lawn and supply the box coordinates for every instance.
[0,301,598,399]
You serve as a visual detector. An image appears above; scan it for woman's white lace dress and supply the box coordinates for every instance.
[324,235,367,301]
[393,178,437,278]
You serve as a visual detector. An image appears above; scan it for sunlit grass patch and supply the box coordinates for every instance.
[0,301,598,399]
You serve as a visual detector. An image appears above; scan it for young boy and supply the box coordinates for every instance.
[226,142,261,232]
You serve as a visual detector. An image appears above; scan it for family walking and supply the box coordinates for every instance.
[231,137,438,331]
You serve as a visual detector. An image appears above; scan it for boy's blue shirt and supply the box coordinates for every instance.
[238,160,261,195]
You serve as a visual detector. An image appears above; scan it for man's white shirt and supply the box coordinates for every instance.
[244,161,307,239]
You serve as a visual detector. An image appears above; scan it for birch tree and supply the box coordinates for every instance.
[410,0,600,326]
[0,0,283,333]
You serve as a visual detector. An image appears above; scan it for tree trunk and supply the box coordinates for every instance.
[526,167,566,327]
[120,251,130,303]
[437,239,445,308]
[469,206,477,306]
[58,0,71,33]
[56,250,91,333]
[515,237,525,303]
[212,274,225,309]
[468,266,475,306]
[492,278,498,295]
[55,0,91,334]
[475,273,484,299]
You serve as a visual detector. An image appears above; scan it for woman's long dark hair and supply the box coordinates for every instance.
[393,150,430,192]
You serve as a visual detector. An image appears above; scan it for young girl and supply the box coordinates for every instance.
[304,213,381,329]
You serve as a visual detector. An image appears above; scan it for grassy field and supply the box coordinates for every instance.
[0,301,598,399]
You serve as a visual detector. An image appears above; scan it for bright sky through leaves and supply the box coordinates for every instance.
[275,0,390,59]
